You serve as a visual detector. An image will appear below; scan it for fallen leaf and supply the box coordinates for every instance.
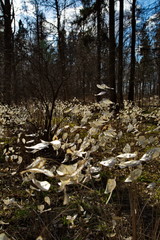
[105,178,116,204]
[21,168,54,177]
[38,204,45,212]
[44,196,51,205]
[123,143,131,153]
[125,166,142,182]
[32,179,51,191]
[105,179,116,194]
[97,83,114,90]
[25,142,49,153]
[63,187,69,205]
[118,160,141,169]
[0,233,10,240]
[50,140,61,150]
[0,220,9,225]
[117,153,137,159]
[140,148,160,162]
[36,236,43,240]
[95,91,106,96]
[3,198,17,206]
[100,158,117,167]
[26,157,47,169]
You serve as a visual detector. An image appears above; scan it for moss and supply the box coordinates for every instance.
[12,205,36,221]
[138,170,159,183]
[145,123,158,131]
[155,188,160,201]
[0,153,5,162]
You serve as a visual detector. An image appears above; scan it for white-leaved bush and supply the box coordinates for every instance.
[1,94,160,206]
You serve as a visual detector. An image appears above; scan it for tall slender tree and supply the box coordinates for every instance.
[128,0,136,102]
[108,0,116,104]
[96,0,102,93]
[117,0,124,108]
[0,0,14,104]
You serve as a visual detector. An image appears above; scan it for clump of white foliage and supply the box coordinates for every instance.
[1,90,160,208]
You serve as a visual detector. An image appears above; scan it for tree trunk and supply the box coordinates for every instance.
[109,0,117,104]
[117,0,124,108]
[96,0,102,101]
[55,0,67,99]
[128,0,136,102]
[0,0,13,105]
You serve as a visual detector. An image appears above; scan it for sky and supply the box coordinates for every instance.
[13,0,158,32]
[138,0,156,7]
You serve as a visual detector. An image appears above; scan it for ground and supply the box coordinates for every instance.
[0,100,160,240]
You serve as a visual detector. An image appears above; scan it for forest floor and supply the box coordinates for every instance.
[0,100,160,240]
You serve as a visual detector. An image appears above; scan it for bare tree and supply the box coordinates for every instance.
[0,0,14,104]
[117,0,124,108]
[128,0,136,102]
[96,0,102,100]
[108,0,116,104]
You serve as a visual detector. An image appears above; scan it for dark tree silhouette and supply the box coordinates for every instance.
[0,0,14,104]
[108,0,116,104]
[128,0,136,102]
[117,0,124,108]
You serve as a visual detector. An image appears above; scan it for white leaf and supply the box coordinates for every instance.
[50,140,61,150]
[62,132,68,141]
[56,163,78,176]
[36,236,43,240]
[117,153,137,159]
[38,204,45,212]
[95,91,106,96]
[140,148,160,162]
[63,187,69,205]
[92,174,100,179]
[70,126,80,133]
[124,167,142,182]
[21,168,54,177]
[123,143,131,153]
[17,156,23,164]
[25,142,49,153]
[3,198,16,206]
[0,221,9,225]
[89,119,106,127]
[26,140,34,144]
[147,182,156,189]
[0,233,10,240]
[25,133,36,137]
[118,160,141,168]
[44,196,51,205]
[100,98,114,105]
[26,157,46,169]
[32,179,51,191]
[10,155,18,161]
[100,158,117,167]
[97,84,114,90]
[127,123,134,132]
[89,166,101,173]
[22,138,26,144]
[104,179,116,194]
[74,133,80,142]
[105,179,116,205]
[88,127,98,135]
[57,160,86,189]
[66,214,78,227]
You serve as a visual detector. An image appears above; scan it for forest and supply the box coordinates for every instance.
[0,0,160,240]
